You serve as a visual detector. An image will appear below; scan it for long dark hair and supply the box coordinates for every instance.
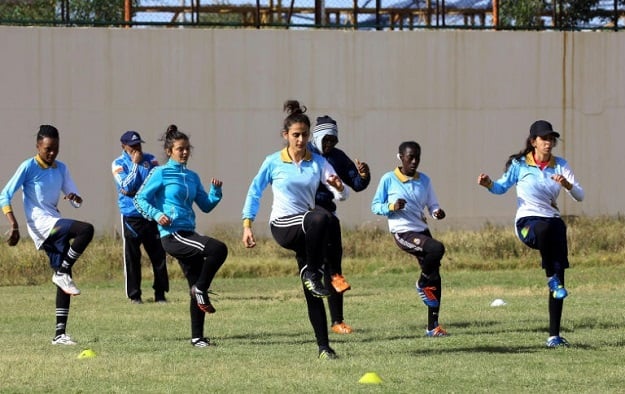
[504,135,559,171]
[282,100,310,133]
[504,137,533,171]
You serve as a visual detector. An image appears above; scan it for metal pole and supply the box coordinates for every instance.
[124,0,131,27]
[441,0,445,27]
[492,0,499,29]
[614,0,618,31]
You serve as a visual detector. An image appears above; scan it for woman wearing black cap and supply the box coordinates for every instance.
[477,120,584,348]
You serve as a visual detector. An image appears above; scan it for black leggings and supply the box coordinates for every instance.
[393,229,445,282]
[271,208,341,348]
[161,231,228,339]
[516,216,569,276]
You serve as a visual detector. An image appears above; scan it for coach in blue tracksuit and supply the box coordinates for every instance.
[308,115,370,335]
[112,130,169,304]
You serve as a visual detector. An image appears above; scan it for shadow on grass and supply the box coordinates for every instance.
[409,345,540,355]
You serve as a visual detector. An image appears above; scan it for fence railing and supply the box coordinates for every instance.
[1,1,624,31]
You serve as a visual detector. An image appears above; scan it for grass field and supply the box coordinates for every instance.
[1,265,624,393]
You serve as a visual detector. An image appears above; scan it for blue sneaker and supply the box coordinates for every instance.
[547,275,568,300]
[415,282,439,307]
[546,336,570,348]
[425,323,448,337]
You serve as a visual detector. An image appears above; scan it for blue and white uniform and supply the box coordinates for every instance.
[112,150,168,302]
[134,158,222,236]
[0,155,79,249]
[112,151,159,217]
[242,147,348,352]
[134,156,227,342]
[371,168,441,234]
[242,148,348,223]
[488,153,584,223]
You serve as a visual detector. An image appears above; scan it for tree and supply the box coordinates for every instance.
[498,0,603,29]
[67,0,136,25]
[555,0,602,28]
[0,0,137,26]
[499,0,545,28]
[0,0,56,23]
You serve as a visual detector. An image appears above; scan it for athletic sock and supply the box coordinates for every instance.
[427,308,440,330]
[57,247,82,274]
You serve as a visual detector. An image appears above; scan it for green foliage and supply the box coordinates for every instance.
[556,0,603,28]
[499,0,546,28]
[198,1,247,28]
[1,215,623,287]
[0,0,138,25]
[68,0,135,24]
[499,0,602,29]
[0,0,55,23]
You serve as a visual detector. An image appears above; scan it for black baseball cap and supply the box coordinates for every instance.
[529,120,560,138]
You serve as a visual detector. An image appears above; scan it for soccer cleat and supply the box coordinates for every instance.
[546,336,570,348]
[130,297,143,304]
[547,275,568,300]
[190,285,216,313]
[331,322,353,334]
[300,268,330,298]
[318,347,338,360]
[51,333,77,345]
[415,282,439,307]
[52,272,81,296]
[330,274,351,293]
[425,324,448,337]
[191,337,212,348]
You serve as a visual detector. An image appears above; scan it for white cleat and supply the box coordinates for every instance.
[52,272,81,295]
[51,333,77,345]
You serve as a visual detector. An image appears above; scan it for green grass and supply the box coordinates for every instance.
[1,216,625,392]
[2,215,625,285]
[1,267,624,393]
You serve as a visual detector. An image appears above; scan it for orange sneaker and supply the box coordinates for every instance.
[425,324,448,337]
[331,274,351,293]
[331,322,353,334]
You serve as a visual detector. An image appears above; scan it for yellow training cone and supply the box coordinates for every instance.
[359,372,383,384]
[77,349,96,359]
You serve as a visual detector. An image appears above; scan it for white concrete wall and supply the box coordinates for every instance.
[1,27,623,236]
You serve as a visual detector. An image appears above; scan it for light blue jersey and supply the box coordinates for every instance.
[371,168,440,233]
[134,158,222,237]
[488,153,584,222]
[242,148,348,223]
[0,156,80,249]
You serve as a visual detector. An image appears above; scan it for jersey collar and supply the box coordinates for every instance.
[394,167,420,182]
[525,152,555,168]
[35,155,57,169]
[280,147,312,163]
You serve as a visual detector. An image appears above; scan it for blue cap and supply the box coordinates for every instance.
[120,131,145,146]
